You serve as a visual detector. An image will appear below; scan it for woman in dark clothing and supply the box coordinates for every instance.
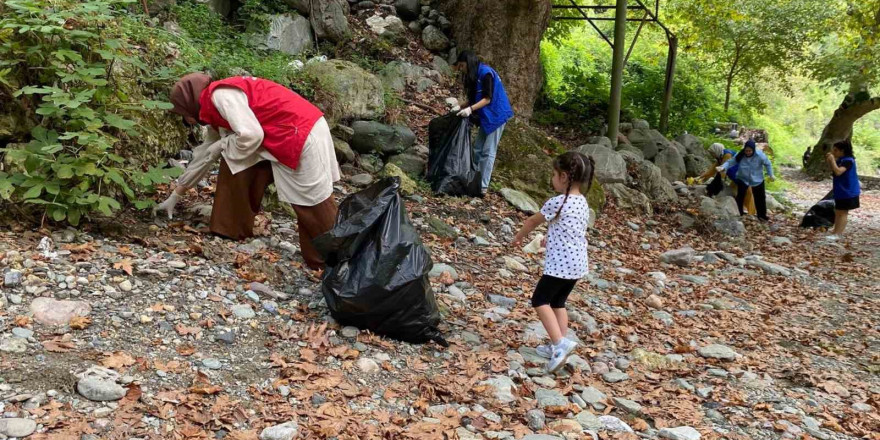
[453,50,514,196]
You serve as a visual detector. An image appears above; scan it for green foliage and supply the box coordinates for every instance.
[0,0,184,224]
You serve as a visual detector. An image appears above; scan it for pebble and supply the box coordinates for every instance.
[356,358,380,374]
[202,358,222,370]
[532,376,557,388]
[535,388,568,410]
[168,261,187,269]
[0,336,28,353]
[627,221,640,231]
[851,402,873,412]
[119,279,133,291]
[615,358,630,370]
[480,376,517,404]
[259,421,299,440]
[612,397,642,415]
[0,418,37,437]
[216,330,236,344]
[340,326,359,338]
[697,344,738,361]
[77,377,126,401]
[231,304,256,319]
[526,409,545,430]
[646,294,664,309]
[580,386,607,408]
[12,327,34,339]
[598,415,634,433]
[659,426,701,440]
[602,370,629,383]
[4,269,23,287]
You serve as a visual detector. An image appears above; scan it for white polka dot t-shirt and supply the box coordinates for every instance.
[540,194,589,280]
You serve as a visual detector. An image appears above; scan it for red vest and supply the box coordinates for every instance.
[198,77,323,170]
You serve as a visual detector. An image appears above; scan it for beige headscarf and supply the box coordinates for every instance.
[710,143,725,160]
[170,73,212,121]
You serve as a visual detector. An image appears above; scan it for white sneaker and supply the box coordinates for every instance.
[536,344,553,359]
[825,234,840,241]
[547,339,577,373]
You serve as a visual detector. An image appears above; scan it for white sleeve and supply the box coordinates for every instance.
[211,88,265,162]
[176,127,222,189]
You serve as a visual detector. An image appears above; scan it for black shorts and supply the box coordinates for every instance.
[531,275,578,308]
[835,196,860,211]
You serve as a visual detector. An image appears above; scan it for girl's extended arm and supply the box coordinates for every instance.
[512,213,546,246]
[827,153,846,176]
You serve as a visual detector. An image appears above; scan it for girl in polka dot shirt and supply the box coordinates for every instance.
[513,151,595,373]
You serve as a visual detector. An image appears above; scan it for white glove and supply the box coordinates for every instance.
[451,105,461,112]
[715,166,725,173]
[154,192,181,220]
[457,106,473,117]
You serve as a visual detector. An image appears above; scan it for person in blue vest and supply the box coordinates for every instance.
[453,50,514,196]
[718,139,774,221]
[825,139,861,238]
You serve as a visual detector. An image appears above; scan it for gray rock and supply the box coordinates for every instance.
[259,421,299,440]
[745,259,791,276]
[575,144,626,183]
[77,377,126,401]
[350,121,416,155]
[12,327,34,339]
[340,326,359,338]
[263,13,314,55]
[0,418,37,438]
[680,275,709,285]
[284,0,311,15]
[535,388,568,409]
[713,218,745,237]
[652,310,674,325]
[388,153,426,176]
[446,285,467,302]
[771,236,792,246]
[349,173,374,187]
[359,154,384,174]
[602,371,629,383]
[202,358,222,370]
[480,375,516,403]
[612,397,642,415]
[309,0,350,43]
[632,119,650,130]
[500,188,540,214]
[697,344,738,361]
[580,386,606,407]
[851,402,874,412]
[576,411,603,430]
[4,269,22,286]
[673,378,695,392]
[428,263,458,280]
[422,25,449,51]
[659,426,701,440]
[487,294,516,308]
[333,137,356,164]
[231,304,256,319]
[660,247,694,267]
[675,133,706,156]
[216,330,236,344]
[394,0,420,20]
[526,409,546,430]
[603,183,652,215]
[598,415,634,433]
[628,128,667,160]
[0,336,28,353]
[522,435,564,440]
[303,60,383,121]
[685,154,713,178]
[636,160,678,202]
[696,386,713,398]
[655,146,687,182]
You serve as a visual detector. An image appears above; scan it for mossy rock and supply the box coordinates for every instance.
[381,163,416,194]
[302,59,385,123]
[494,118,605,213]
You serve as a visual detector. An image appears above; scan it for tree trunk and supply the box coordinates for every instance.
[805,93,880,177]
[433,0,552,119]
[723,45,741,113]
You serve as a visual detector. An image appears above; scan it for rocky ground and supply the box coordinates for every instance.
[1,166,877,440]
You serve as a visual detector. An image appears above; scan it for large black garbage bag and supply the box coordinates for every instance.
[427,113,482,196]
[800,191,835,228]
[313,177,447,345]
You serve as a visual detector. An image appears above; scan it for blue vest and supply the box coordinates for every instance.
[723,149,739,180]
[474,64,514,134]
[833,156,860,199]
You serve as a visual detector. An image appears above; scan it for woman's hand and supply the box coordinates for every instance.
[456,106,473,117]
[825,152,835,164]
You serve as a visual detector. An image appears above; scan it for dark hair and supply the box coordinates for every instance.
[735,139,757,163]
[456,50,480,103]
[551,151,595,221]
[832,139,854,157]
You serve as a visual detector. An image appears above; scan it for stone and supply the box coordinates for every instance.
[350,121,416,155]
[231,304,256,319]
[771,236,792,246]
[575,144,626,183]
[680,275,709,285]
[303,60,384,122]
[580,386,606,407]
[429,263,458,280]
[612,397,642,415]
[357,358,380,374]
[602,371,629,383]
[77,376,126,402]
[119,279,133,292]
[536,388,568,411]
[421,25,450,51]
[502,256,528,272]
[632,119,650,130]
[263,13,314,55]
[654,146,687,182]
[659,426,701,440]
[660,247,694,267]
[394,0,420,20]
[30,298,91,326]
[652,310,674,326]
[379,61,438,93]
[216,330,236,344]
[0,336,28,353]
[500,188,540,214]
[259,421,299,440]
[745,259,791,276]
[851,402,874,412]
[349,173,374,187]
[333,137,356,163]
[433,56,453,76]
[685,154,713,178]
[366,14,406,43]
[0,418,37,438]
[341,326,359,338]
[202,358,222,370]
[598,415,633,433]
[628,128,667,160]
[309,0,350,43]
[4,269,22,286]
[636,160,678,202]
[12,327,34,339]
[446,285,467,302]
[548,419,583,435]
[380,164,417,194]
[576,411,603,431]
[646,294,664,309]
[603,183,652,215]
[698,344,738,361]
[526,409,546,430]
[487,294,516,309]
[388,153,426,177]
[480,375,517,404]
[631,348,680,371]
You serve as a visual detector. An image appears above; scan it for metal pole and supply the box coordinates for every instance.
[607,0,627,148]
[659,34,677,134]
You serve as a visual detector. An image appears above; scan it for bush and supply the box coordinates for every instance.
[0,0,186,225]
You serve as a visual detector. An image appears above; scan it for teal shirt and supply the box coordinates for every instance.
[722,150,774,187]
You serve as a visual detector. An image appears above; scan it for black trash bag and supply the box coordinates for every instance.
[800,191,835,228]
[427,113,482,196]
[313,177,447,346]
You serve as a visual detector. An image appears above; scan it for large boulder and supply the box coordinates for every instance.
[675,133,707,157]
[627,128,668,160]
[684,154,712,178]
[303,60,384,122]
[395,0,421,20]
[388,153,426,177]
[262,14,314,55]
[586,136,613,150]
[632,119,650,130]
[604,183,652,215]
[575,144,626,184]
[284,0,311,15]
[616,144,645,162]
[379,61,440,93]
[422,25,450,52]
[309,0,350,43]
[434,0,552,118]
[350,121,416,155]
[654,146,686,182]
[366,14,407,44]
[333,137,356,164]
[635,160,677,203]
